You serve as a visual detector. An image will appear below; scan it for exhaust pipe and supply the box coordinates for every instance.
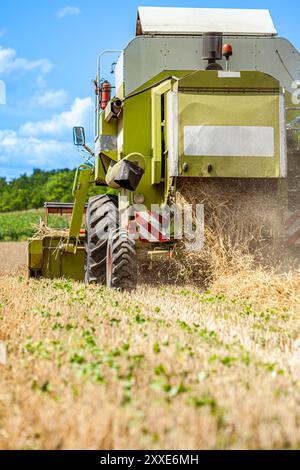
[202,32,223,71]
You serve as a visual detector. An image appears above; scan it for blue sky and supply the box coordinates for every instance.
[0,0,299,179]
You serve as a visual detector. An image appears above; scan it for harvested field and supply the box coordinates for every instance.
[0,242,27,274]
[0,242,300,450]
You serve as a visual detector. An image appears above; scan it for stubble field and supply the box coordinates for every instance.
[0,242,300,450]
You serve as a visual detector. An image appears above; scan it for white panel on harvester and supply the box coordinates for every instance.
[136,7,277,37]
[184,126,275,158]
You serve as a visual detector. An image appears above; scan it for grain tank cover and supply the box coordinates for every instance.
[136,7,277,37]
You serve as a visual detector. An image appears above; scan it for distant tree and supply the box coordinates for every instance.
[0,177,6,190]
[0,168,113,212]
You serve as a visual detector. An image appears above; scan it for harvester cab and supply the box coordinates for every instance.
[28,6,300,289]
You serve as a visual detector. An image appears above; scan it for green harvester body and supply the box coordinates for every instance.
[28,7,300,283]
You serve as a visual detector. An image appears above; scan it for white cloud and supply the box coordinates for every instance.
[0,129,84,174]
[0,129,73,168]
[20,97,93,137]
[34,89,67,108]
[0,46,52,77]
[57,7,81,19]
[0,80,6,105]
[0,96,93,174]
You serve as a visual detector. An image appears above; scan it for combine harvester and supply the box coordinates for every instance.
[28,7,300,289]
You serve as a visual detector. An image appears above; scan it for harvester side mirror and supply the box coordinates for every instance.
[73,127,86,147]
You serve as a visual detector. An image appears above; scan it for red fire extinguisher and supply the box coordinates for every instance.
[100,81,111,110]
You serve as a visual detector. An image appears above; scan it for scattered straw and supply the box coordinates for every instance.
[174,178,295,282]
[32,221,69,240]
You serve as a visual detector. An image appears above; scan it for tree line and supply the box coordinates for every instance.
[0,168,108,212]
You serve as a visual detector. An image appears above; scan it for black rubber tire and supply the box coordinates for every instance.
[85,194,118,284]
[106,229,137,291]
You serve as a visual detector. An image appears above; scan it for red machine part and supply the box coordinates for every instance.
[100,81,111,110]
[127,210,171,243]
[222,43,233,59]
